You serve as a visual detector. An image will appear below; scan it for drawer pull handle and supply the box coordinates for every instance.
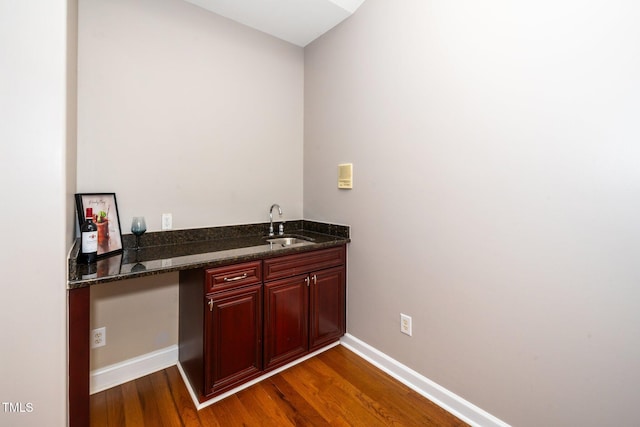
[223,273,248,282]
[305,277,310,287]
[208,299,214,312]
[312,274,317,285]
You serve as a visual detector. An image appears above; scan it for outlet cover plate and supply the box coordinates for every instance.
[400,314,412,336]
[92,327,106,348]
[162,213,172,230]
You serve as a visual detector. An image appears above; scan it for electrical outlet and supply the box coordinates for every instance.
[400,314,412,336]
[91,327,106,348]
[162,213,172,230]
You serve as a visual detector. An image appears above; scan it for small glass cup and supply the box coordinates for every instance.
[131,216,147,250]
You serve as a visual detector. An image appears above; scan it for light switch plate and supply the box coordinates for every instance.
[338,163,353,189]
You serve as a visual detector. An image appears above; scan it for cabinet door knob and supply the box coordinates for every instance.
[312,274,317,285]
[305,276,310,287]
[208,299,214,311]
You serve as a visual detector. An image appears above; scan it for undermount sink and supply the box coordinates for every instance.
[266,236,315,248]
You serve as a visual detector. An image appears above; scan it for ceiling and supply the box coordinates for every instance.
[183,0,366,47]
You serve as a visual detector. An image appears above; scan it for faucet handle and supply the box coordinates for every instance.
[278,222,285,235]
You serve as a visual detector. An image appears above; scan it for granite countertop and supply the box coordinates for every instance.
[68,220,350,289]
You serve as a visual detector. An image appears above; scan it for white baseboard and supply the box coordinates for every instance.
[89,337,509,427]
[178,341,341,410]
[90,345,178,394]
[340,334,510,427]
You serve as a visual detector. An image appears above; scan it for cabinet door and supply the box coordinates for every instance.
[263,275,309,370]
[205,283,262,395]
[309,266,346,351]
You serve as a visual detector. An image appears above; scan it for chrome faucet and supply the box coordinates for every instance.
[269,204,282,236]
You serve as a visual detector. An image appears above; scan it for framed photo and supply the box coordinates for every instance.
[75,193,123,259]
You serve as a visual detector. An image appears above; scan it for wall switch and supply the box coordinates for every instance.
[338,163,353,189]
[162,213,172,230]
[400,314,412,336]
[91,327,106,348]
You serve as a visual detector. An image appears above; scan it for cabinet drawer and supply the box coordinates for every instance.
[264,246,345,281]
[206,261,262,293]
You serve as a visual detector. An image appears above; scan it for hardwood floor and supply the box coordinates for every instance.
[90,345,468,426]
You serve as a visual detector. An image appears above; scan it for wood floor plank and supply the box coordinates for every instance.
[91,345,468,427]
[204,394,262,426]
[265,374,331,426]
[164,366,203,427]
[90,387,108,427]
[280,359,385,426]
[147,370,184,427]
[120,381,144,427]
[235,381,296,427]
[334,347,457,426]
[103,386,126,426]
[318,346,469,426]
[304,356,419,426]
[134,374,168,426]
[190,405,224,427]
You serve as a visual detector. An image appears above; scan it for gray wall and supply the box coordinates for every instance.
[77,0,304,231]
[304,1,640,426]
[78,0,304,370]
[0,0,75,425]
[7,0,635,424]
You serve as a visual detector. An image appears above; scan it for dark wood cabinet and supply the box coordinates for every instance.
[179,260,263,401]
[263,246,346,371]
[263,274,309,370]
[309,266,345,351]
[204,283,262,395]
[179,245,346,402]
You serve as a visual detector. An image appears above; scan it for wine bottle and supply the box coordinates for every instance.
[80,207,98,264]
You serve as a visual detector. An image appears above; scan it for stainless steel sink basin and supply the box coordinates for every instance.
[266,236,314,248]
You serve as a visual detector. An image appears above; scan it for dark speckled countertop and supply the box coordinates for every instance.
[68,220,350,289]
